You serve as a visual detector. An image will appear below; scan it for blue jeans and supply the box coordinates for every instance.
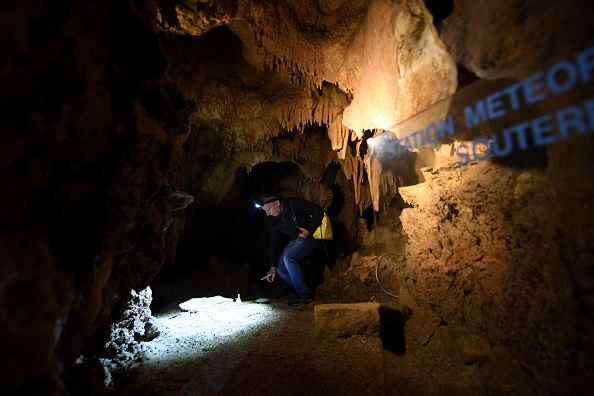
[276,236,315,294]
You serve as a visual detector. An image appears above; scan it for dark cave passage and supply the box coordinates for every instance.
[151,158,352,311]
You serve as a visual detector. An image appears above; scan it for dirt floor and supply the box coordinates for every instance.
[108,273,387,396]
[99,199,563,396]
[101,248,549,396]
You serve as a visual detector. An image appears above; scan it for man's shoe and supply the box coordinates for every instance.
[288,293,299,303]
[288,293,313,306]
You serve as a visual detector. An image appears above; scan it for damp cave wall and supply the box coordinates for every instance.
[396,2,593,392]
[0,0,194,394]
[390,147,594,393]
[1,0,594,395]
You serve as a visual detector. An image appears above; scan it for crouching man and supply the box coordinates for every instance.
[258,194,324,306]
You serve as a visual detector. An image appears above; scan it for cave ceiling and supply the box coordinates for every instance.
[156,0,457,208]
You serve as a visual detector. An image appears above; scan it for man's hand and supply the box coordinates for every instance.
[261,267,276,282]
[298,227,310,238]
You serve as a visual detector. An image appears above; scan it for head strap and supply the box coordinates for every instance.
[259,195,282,205]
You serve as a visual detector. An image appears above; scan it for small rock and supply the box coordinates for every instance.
[456,334,490,365]
[314,302,380,339]
[255,298,270,304]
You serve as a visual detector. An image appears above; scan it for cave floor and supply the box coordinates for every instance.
[107,248,545,396]
[113,296,385,396]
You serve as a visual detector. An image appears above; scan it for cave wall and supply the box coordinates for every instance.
[159,0,456,209]
[1,0,192,393]
[382,0,594,393]
[396,157,593,393]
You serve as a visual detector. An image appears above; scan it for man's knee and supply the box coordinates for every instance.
[283,254,300,266]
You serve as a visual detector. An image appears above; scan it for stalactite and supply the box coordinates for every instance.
[365,150,381,212]
[352,151,361,205]
[337,131,349,160]
[310,83,353,157]
[165,0,454,213]
[326,117,343,152]
[336,147,368,210]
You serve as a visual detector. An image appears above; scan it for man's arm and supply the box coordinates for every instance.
[268,219,280,266]
[262,218,279,281]
[260,222,279,283]
[298,199,324,236]
[261,267,276,282]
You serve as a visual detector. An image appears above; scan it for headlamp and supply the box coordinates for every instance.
[255,196,280,209]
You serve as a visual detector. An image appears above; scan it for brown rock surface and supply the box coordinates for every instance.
[314,302,381,339]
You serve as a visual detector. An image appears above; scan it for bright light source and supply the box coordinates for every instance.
[131,296,282,393]
[366,131,405,161]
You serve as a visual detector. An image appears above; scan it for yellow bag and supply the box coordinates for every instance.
[313,212,333,240]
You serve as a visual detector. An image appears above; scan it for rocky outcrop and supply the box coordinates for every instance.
[159,0,457,209]
[0,1,191,393]
[98,287,159,387]
[395,157,593,393]
[314,302,381,339]
[442,0,593,79]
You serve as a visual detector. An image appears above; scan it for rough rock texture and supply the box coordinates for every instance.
[314,302,381,339]
[442,0,593,78]
[160,0,456,210]
[393,157,594,393]
[317,252,382,301]
[109,292,385,396]
[96,287,159,387]
[1,1,191,394]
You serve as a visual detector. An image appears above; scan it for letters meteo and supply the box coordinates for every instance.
[464,45,594,128]
[456,98,594,165]
[455,45,594,165]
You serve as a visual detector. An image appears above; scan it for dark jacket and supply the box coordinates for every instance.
[267,197,324,267]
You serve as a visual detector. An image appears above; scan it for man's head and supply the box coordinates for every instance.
[258,195,282,217]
